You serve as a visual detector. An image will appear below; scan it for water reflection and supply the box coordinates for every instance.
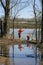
[4,58,10,65]
[0,44,41,65]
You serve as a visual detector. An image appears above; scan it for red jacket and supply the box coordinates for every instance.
[18,29,23,34]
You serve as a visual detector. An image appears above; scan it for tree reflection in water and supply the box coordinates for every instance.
[34,46,41,65]
[0,44,41,65]
[4,58,10,65]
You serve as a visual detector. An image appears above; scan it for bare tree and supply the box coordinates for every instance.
[10,0,29,39]
[30,0,37,42]
[0,0,29,37]
[0,0,10,36]
[41,0,43,43]
[30,0,42,42]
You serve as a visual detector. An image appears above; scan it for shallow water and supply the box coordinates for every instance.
[9,44,41,65]
[0,44,41,65]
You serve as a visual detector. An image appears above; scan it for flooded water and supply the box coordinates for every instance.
[0,29,41,65]
[0,44,41,65]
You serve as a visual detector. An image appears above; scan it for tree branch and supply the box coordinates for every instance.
[10,0,29,10]
[0,0,5,9]
[13,4,29,21]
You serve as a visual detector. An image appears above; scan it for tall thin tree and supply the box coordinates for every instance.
[41,0,43,43]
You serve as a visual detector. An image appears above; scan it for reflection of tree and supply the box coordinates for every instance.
[5,58,10,65]
[4,45,15,65]
[3,45,9,57]
[4,58,15,65]
[11,45,15,65]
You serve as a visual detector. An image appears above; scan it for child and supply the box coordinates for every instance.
[27,34,30,47]
[27,34,30,41]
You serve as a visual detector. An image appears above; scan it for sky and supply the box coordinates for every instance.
[0,0,41,19]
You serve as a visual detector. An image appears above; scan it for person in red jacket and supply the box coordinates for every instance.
[18,28,24,39]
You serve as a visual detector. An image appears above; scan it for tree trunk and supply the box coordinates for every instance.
[1,21,3,37]
[41,1,43,65]
[41,0,43,43]
[4,0,10,36]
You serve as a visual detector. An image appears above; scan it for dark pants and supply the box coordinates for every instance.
[18,33,21,39]
[27,36,29,46]
[27,36,29,40]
